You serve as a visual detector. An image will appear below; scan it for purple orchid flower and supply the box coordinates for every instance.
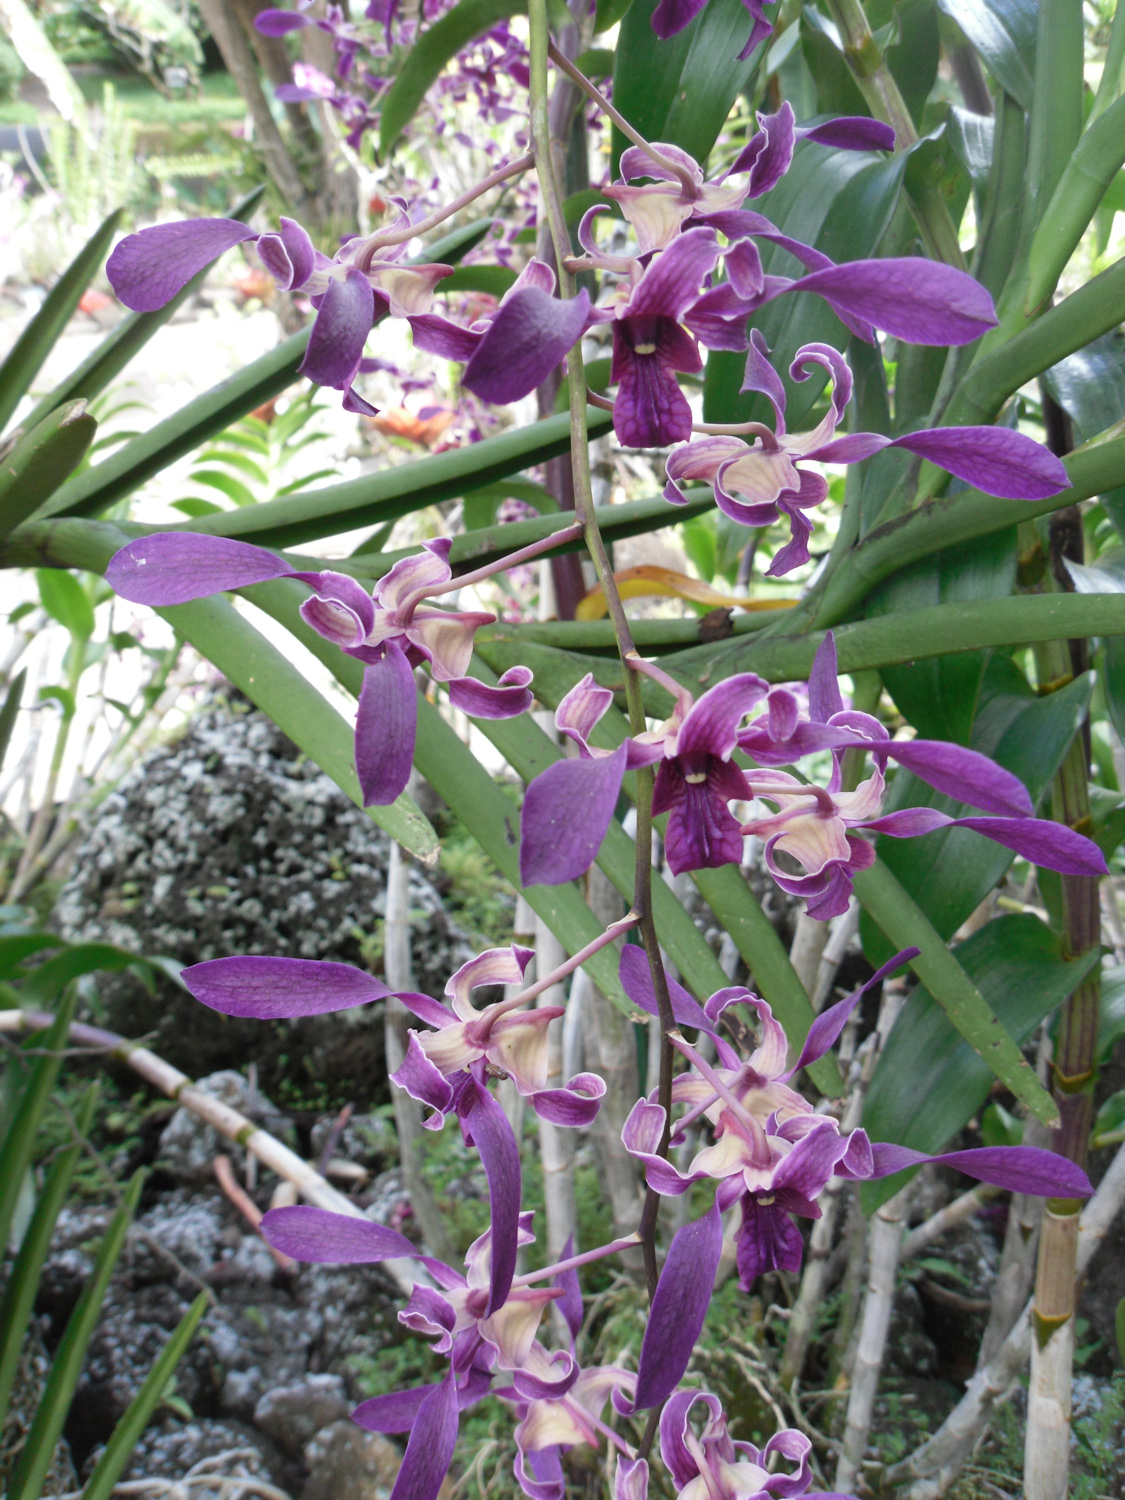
[106,208,452,413]
[737,635,1106,918]
[104,533,532,807]
[518,669,771,886]
[507,1360,637,1500]
[665,336,1068,574]
[387,943,606,1128]
[620,951,1092,1286]
[409,259,591,405]
[603,108,894,258]
[628,1390,845,1500]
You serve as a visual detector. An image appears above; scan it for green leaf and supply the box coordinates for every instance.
[156,590,439,863]
[594,0,634,32]
[0,401,96,541]
[865,528,1017,744]
[861,666,1093,963]
[191,468,259,508]
[20,188,265,435]
[0,668,25,775]
[441,265,518,297]
[153,407,614,551]
[886,0,940,127]
[800,13,868,117]
[936,0,1036,110]
[574,47,614,77]
[37,566,95,639]
[461,479,559,531]
[81,1292,209,1500]
[0,992,77,1258]
[1116,1296,1125,1366]
[1043,331,1125,446]
[194,448,270,484]
[853,859,1058,1127]
[1093,1090,1125,1149]
[980,1100,1022,1148]
[14,941,163,1004]
[0,208,121,438]
[611,0,764,172]
[6,1170,145,1500]
[0,1083,97,1425]
[171,498,224,518]
[862,914,1097,1208]
[380,0,526,155]
[1100,967,1125,1064]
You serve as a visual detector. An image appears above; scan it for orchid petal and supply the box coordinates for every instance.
[746,102,795,198]
[295,570,376,646]
[808,632,843,722]
[352,1365,492,1433]
[619,944,713,1031]
[791,948,919,1073]
[377,537,453,611]
[621,1098,705,1196]
[446,945,535,1012]
[107,219,259,311]
[300,267,375,390]
[891,426,1069,500]
[515,1447,565,1500]
[632,1199,723,1409]
[459,1078,522,1313]
[615,1458,649,1500]
[626,226,721,321]
[788,258,998,344]
[740,328,787,425]
[555,1234,584,1344]
[463,288,590,405]
[660,1391,724,1491]
[409,313,483,363]
[799,117,896,152]
[555,672,614,754]
[677,673,770,761]
[519,745,627,887]
[105,533,292,606]
[388,1372,459,1500]
[260,1205,415,1262]
[356,645,417,806]
[182,955,390,1017]
[651,0,708,39]
[254,9,312,34]
[390,1031,455,1123]
[883,738,1033,816]
[531,1072,606,1126]
[869,1143,1092,1198]
[448,667,534,719]
[736,1196,805,1287]
[866,810,1108,875]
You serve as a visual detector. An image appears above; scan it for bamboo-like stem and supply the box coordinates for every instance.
[886,1135,1125,1497]
[0,1008,418,1294]
[529,5,676,1455]
[900,1185,999,1261]
[834,1179,913,1491]
[534,917,578,1342]
[820,0,966,270]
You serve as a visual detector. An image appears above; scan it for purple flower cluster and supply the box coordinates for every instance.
[175,930,1091,1500]
[520,634,1107,910]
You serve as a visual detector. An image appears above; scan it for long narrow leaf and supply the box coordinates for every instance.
[155,592,439,863]
[0,209,121,437]
[0,989,77,1255]
[5,1169,145,1500]
[20,188,265,434]
[0,667,26,772]
[0,1083,98,1425]
[852,858,1058,1126]
[0,401,96,540]
[80,1292,209,1500]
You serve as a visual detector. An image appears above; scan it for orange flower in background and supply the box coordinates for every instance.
[367,406,456,447]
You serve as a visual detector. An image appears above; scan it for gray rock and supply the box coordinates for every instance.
[255,1374,349,1453]
[158,1070,293,1183]
[54,700,476,1102]
[302,1419,401,1500]
[121,1417,284,1485]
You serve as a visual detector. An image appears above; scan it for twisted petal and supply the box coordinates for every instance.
[619,944,714,1031]
[604,181,695,255]
[260,1205,416,1262]
[446,944,535,1014]
[183,955,390,1017]
[106,533,292,606]
[664,435,746,504]
[622,1098,708,1196]
[791,949,919,1073]
[377,537,453,611]
[448,666,534,720]
[391,1031,456,1123]
[388,1372,460,1500]
[865,809,1107,875]
[372,262,454,318]
[296,570,376,647]
[631,1200,723,1409]
[615,1458,649,1500]
[660,1391,725,1491]
[459,1077,522,1313]
[107,218,259,311]
[787,258,998,345]
[409,313,483,362]
[741,328,787,425]
[408,608,495,681]
[515,1447,565,1500]
[556,672,614,754]
[869,1143,1092,1198]
[463,288,591,404]
[532,1072,606,1127]
[744,102,795,198]
[619,142,703,187]
[300,267,375,389]
[519,744,628,886]
[512,1350,579,1401]
[555,1235,583,1344]
[352,1365,492,1433]
[356,645,417,806]
[880,738,1033,816]
[257,216,316,290]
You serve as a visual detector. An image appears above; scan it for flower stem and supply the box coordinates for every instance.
[545,40,699,200]
[417,522,585,602]
[513,1232,642,1285]
[527,0,678,1322]
[359,153,535,259]
[496,912,641,1016]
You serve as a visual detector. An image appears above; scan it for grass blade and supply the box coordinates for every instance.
[0,209,121,438]
[0,1083,98,1425]
[5,1169,145,1500]
[80,1292,209,1500]
[0,667,26,773]
[0,402,97,541]
[0,989,77,1255]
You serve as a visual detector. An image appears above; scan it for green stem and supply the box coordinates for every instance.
[527,0,676,1324]
[821,0,966,269]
